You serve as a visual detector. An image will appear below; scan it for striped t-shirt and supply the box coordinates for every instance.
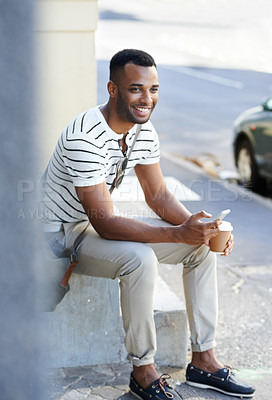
[40,106,160,224]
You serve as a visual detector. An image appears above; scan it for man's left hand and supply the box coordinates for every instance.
[222,234,234,256]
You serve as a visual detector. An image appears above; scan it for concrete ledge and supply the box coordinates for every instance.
[44,274,123,368]
[45,269,188,368]
[155,310,188,368]
[154,274,188,368]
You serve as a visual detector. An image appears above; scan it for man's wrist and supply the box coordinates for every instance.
[168,225,184,244]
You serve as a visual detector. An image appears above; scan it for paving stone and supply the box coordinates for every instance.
[89,385,127,399]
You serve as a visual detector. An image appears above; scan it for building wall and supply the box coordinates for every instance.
[35,0,98,168]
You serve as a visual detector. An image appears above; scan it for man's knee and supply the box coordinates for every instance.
[118,244,158,282]
[183,244,216,269]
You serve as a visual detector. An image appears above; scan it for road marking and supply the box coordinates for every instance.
[111,175,202,202]
[163,65,244,89]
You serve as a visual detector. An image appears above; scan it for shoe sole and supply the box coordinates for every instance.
[186,380,254,398]
[129,389,145,400]
[129,389,149,400]
[130,388,184,400]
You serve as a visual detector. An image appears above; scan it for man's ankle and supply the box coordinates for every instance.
[191,349,224,373]
[132,364,159,389]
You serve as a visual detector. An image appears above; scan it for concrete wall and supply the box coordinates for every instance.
[0,1,47,398]
[35,0,98,168]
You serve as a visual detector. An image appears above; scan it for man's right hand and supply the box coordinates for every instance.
[176,211,221,246]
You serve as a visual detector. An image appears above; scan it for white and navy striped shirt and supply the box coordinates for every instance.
[40,106,160,224]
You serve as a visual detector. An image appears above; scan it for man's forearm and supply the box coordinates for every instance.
[91,209,220,248]
[92,191,192,242]
[92,214,180,243]
[76,182,217,246]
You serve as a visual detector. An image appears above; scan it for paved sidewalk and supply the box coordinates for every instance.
[46,261,272,400]
[46,361,272,400]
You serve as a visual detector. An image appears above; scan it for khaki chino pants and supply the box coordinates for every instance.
[57,217,218,367]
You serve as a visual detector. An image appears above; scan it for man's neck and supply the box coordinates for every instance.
[100,103,134,135]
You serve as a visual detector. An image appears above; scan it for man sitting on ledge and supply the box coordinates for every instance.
[41,49,255,399]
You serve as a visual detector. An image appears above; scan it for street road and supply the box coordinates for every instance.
[157,156,272,400]
[98,60,271,173]
[96,0,272,173]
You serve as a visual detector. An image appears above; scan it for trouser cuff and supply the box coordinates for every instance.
[127,354,155,367]
[191,339,216,352]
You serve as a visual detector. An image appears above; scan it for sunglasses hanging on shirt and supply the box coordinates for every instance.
[109,124,142,194]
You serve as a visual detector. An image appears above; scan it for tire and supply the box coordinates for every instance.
[235,139,265,192]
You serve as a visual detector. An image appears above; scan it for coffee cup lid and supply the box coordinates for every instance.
[219,221,233,231]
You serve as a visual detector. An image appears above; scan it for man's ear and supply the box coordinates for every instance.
[107,80,118,98]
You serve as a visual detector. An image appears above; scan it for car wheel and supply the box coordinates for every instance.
[236,139,263,191]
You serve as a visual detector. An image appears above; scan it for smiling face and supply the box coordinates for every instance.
[114,63,159,125]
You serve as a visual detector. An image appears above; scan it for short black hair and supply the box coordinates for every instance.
[109,49,156,83]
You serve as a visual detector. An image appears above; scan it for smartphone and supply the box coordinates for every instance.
[213,209,231,221]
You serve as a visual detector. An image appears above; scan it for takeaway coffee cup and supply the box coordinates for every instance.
[209,221,233,254]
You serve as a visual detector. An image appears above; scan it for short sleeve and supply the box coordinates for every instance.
[62,137,106,187]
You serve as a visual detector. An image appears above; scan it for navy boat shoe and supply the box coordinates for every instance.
[129,372,183,399]
[186,363,255,398]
